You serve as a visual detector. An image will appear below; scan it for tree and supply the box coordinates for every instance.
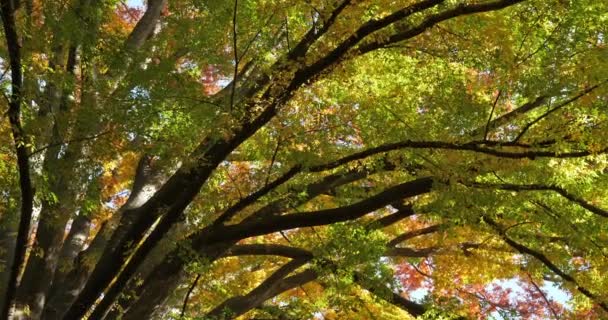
[0,0,607,318]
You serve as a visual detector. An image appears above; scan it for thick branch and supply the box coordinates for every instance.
[223,244,313,260]
[201,177,433,245]
[124,0,167,50]
[358,0,526,54]
[289,0,444,88]
[119,177,426,318]
[205,259,310,319]
[287,0,352,61]
[388,224,442,247]
[68,104,281,320]
[110,168,373,318]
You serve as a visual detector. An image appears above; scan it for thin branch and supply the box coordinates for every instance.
[229,0,239,111]
[226,169,244,200]
[0,63,10,81]
[410,261,433,278]
[238,13,275,62]
[290,0,443,87]
[286,0,352,61]
[368,205,416,230]
[470,95,547,137]
[264,138,282,187]
[484,90,502,141]
[513,81,607,142]
[484,217,608,312]
[516,20,562,66]
[531,201,608,257]
[29,130,112,156]
[526,273,560,320]
[213,165,302,225]
[469,182,608,219]
[180,274,201,318]
[353,270,428,317]
[311,139,607,173]
[284,15,291,50]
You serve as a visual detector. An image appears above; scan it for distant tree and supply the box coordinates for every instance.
[0,0,607,319]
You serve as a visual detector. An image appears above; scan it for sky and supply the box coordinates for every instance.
[126,0,144,8]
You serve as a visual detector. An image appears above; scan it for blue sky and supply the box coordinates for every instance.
[126,0,144,7]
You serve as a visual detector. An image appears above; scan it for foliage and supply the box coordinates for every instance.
[0,0,607,319]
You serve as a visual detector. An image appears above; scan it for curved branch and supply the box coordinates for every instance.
[314,140,604,173]
[180,274,201,318]
[470,182,608,218]
[202,177,433,245]
[289,0,444,87]
[484,217,608,312]
[358,0,526,54]
[205,259,312,319]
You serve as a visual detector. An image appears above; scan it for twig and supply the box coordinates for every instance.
[29,130,112,156]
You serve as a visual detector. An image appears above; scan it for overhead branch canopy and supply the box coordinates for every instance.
[0,0,607,319]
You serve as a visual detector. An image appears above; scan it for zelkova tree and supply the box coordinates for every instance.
[0,0,607,319]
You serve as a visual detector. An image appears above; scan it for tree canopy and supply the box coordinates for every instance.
[0,0,607,319]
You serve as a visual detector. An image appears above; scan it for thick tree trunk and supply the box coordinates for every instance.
[41,156,163,320]
[0,214,18,315]
[15,165,78,318]
[50,215,91,289]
